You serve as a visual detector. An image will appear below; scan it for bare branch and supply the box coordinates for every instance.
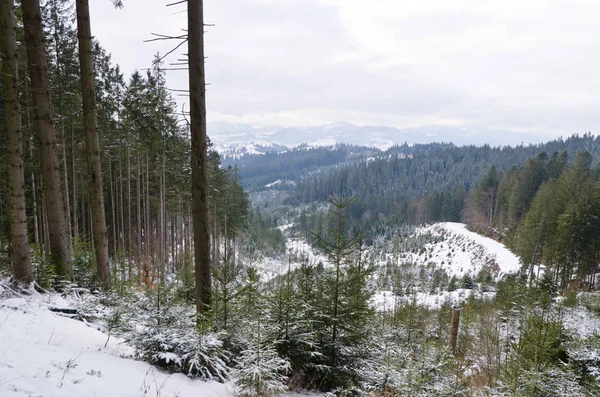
[154,39,188,64]
[166,0,186,6]
[144,33,187,42]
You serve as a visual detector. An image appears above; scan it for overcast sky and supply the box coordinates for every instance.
[90,0,600,136]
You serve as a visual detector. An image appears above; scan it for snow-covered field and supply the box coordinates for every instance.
[0,285,232,397]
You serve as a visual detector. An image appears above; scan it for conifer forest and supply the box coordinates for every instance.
[1,1,600,396]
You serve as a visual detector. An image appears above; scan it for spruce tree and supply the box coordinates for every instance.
[311,185,375,390]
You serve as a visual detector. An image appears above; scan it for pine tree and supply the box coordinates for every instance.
[232,267,290,397]
[311,185,375,390]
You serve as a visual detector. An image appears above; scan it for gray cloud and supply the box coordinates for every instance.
[91,0,600,137]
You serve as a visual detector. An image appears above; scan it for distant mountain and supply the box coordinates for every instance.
[209,122,554,157]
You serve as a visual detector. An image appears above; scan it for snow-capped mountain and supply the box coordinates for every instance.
[209,122,552,157]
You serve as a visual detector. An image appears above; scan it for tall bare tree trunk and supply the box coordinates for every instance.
[145,153,150,257]
[126,131,132,262]
[24,80,40,248]
[118,155,125,253]
[29,139,40,247]
[71,126,79,242]
[158,152,164,270]
[22,0,72,279]
[109,160,118,256]
[1,0,33,283]
[50,3,73,248]
[75,0,110,289]
[60,123,72,245]
[136,153,142,262]
[161,151,166,264]
[80,194,86,245]
[189,0,211,314]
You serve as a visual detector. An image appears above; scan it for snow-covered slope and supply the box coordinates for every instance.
[371,222,522,310]
[0,285,231,397]
[401,222,521,278]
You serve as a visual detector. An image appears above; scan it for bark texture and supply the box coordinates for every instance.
[450,308,461,355]
[22,0,72,278]
[188,0,211,314]
[75,0,111,289]
[1,0,33,283]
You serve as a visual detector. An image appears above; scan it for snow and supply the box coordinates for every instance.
[441,223,521,275]
[371,289,495,311]
[304,136,337,148]
[265,179,282,188]
[563,293,600,339]
[0,288,232,397]
[252,235,329,281]
[400,222,521,278]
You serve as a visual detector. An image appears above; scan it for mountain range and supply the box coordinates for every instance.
[208,121,557,157]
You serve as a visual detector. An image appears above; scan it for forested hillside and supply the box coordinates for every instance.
[466,151,600,291]
[222,143,378,191]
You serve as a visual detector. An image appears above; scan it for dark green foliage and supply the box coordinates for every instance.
[461,274,474,290]
[308,187,375,391]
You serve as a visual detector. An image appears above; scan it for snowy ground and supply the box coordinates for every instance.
[0,282,322,397]
[0,285,232,397]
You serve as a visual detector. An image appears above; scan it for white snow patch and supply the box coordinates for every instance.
[265,179,282,188]
[441,223,521,275]
[0,289,232,397]
[372,289,494,311]
[400,222,521,278]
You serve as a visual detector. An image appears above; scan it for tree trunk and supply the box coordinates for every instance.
[22,0,72,278]
[109,160,117,256]
[71,126,79,242]
[1,0,33,283]
[188,0,211,314]
[126,131,131,253]
[31,140,40,247]
[50,2,73,248]
[450,308,461,355]
[25,83,40,248]
[75,0,110,289]
[60,121,72,245]
[145,153,150,258]
[118,154,125,253]
[136,153,142,263]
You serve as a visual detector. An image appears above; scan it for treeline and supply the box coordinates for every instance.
[466,151,600,290]
[0,0,251,289]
